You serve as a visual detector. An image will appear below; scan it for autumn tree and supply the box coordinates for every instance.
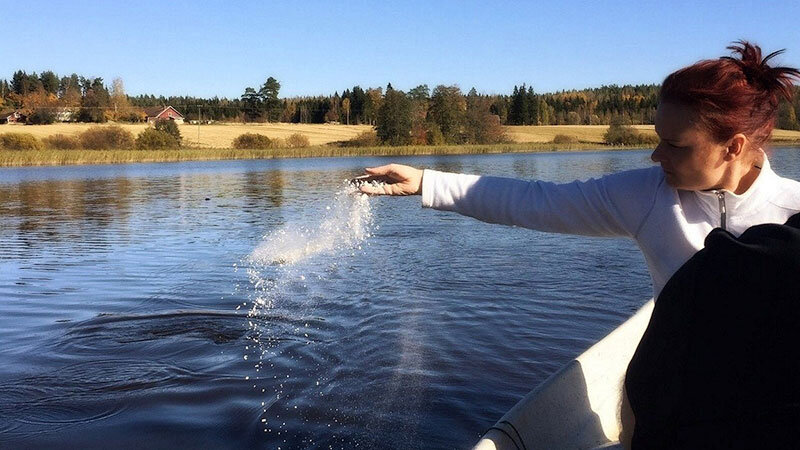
[538,98,551,124]
[341,97,351,125]
[324,93,340,123]
[5,71,58,123]
[490,97,508,123]
[566,111,581,125]
[429,85,466,143]
[280,100,297,122]
[298,103,309,123]
[110,77,132,121]
[0,79,8,107]
[464,90,506,144]
[405,84,430,144]
[25,89,60,124]
[59,74,82,107]
[363,88,383,125]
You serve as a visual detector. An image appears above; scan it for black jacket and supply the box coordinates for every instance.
[625,213,800,449]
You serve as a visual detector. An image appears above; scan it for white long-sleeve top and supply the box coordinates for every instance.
[421,157,800,297]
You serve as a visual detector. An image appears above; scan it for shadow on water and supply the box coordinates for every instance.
[56,309,332,357]
[62,310,250,347]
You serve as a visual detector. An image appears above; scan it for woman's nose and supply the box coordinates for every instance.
[651,143,664,163]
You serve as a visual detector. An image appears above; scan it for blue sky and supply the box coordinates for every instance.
[3,0,799,98]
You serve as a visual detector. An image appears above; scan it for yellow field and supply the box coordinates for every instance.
[7,122,375,147]
[4,123,799,150]
[506,124,800,144]
[506,125,654,143]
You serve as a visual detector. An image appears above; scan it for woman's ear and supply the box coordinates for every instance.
[724,134,748,161]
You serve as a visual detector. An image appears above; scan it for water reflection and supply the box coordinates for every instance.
[511,157,539,179]
[428,157,464,174]
[0,170,293,255]
[0,179,137,261]
[1,178,134,227]
[243,170,286,208]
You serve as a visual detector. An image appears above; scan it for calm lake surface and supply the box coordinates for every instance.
[2,148,799,449]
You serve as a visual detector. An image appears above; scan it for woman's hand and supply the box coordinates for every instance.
[355,164,424,196]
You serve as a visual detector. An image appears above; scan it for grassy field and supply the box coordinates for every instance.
[1,123,799,167]
[7,122,375,147]
[9,122,800,147]
[505,125,648,143]
[6,122,629,146]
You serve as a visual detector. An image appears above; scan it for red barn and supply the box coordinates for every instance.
[0,111,26,125]
[144,106,184,124]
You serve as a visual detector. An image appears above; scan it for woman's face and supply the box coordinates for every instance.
[651,102,729,191]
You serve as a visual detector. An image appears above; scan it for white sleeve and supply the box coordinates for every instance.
[421,167,663,237]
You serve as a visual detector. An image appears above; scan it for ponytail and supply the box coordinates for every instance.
[660,41,800,147]
[722,41,800,107]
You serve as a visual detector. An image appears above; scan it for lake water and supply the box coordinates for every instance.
[2,148,799,449]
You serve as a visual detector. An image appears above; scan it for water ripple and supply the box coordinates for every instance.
[0,359,201,436]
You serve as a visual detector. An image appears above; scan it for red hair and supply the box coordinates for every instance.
[659,41,800,147]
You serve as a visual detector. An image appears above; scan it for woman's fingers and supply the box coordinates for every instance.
[364,165,395,177]
[359,183,398,195]
[356,164,422,196]
[358,184,383,195]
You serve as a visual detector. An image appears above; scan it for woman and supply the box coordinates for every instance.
[358,41,800,299]
[360,41,800,448]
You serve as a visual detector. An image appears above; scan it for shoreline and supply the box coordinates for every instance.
[1,141,799,168]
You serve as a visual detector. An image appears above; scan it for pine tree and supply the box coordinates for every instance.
[509,85,522,125]
[526,86,537,125]
[259,77,281,122]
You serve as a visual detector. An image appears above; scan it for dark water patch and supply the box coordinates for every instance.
[62,310,263,349]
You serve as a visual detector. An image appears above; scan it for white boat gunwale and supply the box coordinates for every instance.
[473,299,655,450]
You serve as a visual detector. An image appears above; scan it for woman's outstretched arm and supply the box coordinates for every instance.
[359,163,664,238]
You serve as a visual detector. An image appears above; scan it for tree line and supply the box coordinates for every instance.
[2,70,799,141]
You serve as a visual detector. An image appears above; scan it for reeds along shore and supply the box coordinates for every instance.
[0,140,800,167]
[0,143,616,167]
[3,140,800,167]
